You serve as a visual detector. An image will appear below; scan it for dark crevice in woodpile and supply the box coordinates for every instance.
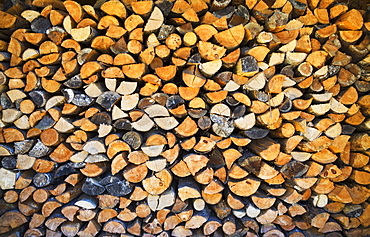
[0,0,370,236]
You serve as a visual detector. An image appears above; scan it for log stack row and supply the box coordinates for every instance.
[0,0,370,236]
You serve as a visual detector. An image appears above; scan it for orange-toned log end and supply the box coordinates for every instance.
[0,11,18,29]
[40,128,61,146]
[132,1,153,17]
[155,65,177,81]
[336,9,363,30]
[122,63,147,79]
[228,177,261,197]
[80,61,103,79]
[142,169,172,195]
[4,190,19,204]
[248,137,281,161]
[175,116,199,137]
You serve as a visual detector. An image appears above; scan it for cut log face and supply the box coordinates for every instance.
[1,0,370,236]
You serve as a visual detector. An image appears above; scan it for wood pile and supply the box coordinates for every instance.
[0,0,370,236]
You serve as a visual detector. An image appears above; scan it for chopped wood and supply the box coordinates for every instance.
[0,0,369,236]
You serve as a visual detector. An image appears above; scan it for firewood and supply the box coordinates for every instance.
[3,190,19,204]
[214,25,245,50]
[129,1,152,17]
[144,7,164,33]
[199,60,222,77]
[335,9,363,31]
[323,3,339,18]
[193,25,216,42]
[243,72,266,91]
[235,55,259,77]
[171,160,191,178]
[142,169,172,195]
[0,0,369,236]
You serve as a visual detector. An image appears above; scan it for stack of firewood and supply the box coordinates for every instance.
[0,0,370,236]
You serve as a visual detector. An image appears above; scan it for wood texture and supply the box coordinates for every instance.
[0,0,369,236]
